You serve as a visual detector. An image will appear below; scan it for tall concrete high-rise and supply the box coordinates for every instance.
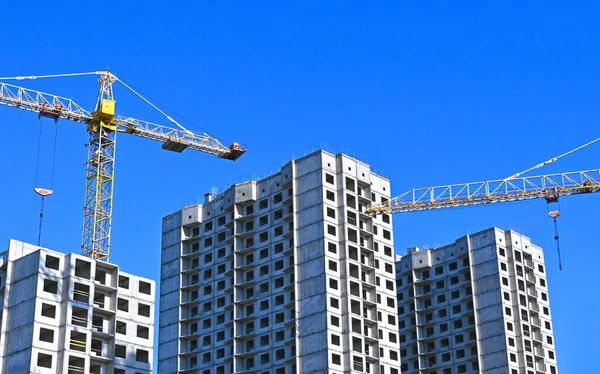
[395,228,558,374]
[0,239,155,374]
[159,150,401,374]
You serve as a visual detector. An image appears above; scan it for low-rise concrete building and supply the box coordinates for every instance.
[0,239,155,374]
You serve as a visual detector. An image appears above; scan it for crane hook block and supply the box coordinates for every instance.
[548,210,560,219]
[34,187,53,197]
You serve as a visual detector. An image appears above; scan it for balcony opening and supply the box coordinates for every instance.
[139,280,152,295]
[39,327,55,343]
[45,255,60,270]
[71,307,88,327]
[41,303,56,318]
[136,349,149,363]
[73,283,90,303]
[115,344,126,358]
[91,338,103,356]
[95,269,107,285]
[43,279,58,294]
[37,353,52,368]
[92,314,104,332]
[69,331,87,352]
[74,259,91,279]
[68,356,85,373]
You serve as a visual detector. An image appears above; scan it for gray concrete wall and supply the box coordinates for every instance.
[158,211,182,373]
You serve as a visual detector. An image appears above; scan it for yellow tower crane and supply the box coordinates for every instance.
[0,70,246,262]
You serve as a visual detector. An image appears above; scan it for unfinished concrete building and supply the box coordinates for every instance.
[395,228,558,374]
[159,150,401,374]
[0,239,155,374]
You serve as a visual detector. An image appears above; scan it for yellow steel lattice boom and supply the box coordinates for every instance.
[366,169,600,215]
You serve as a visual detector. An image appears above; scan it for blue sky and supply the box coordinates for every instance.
[1,1,598,371]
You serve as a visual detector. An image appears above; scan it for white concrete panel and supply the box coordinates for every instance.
[356,162,371,184]
[281,168,294,187]
[11,252,40,282]
[298,331,327,354]
[4,324,34,354]
[7,239,40,261]
[479,351,509,371]
[7,276,38,307]
[160,252,181,277]
[411,250,432,269]
[159,292,180,317]
[479,334,508,355]
[370,175,390,196]
[158,323,179,345]
[298,350,327,373]
[181,205,202,226]
[297,241,324,264]
[477,319,506,339]
[320,152,336,171]
[469,229,497,249]
[297,294,326,318]
[158,357,178,373]
[296,170,321,194]
[6,299,36,330]
[162,212,181,232]
[234,181,256,204]
[158,307,179,328]
[296,154,322,178]
[162,230,181,249]
[296,222,324,247]
[298,313,327,337]
[160,275,180,296]
[298,257,325,281]
[297,188,322,210]
[3,349,32,374]
[297,274,325,300]
[473,290,503,313]
[473,274,502,293]
[471,245,499,265]
[472,261,501,280]
[297,206,322,230]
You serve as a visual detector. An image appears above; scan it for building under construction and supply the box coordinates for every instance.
[159,150,401,373]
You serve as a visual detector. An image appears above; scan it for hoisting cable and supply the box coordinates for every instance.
[33,118,59,246]
[504,136,600,181]
[545,188,563,271]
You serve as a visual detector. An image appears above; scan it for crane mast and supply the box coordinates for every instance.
[0,70,246,262]
[82,71,118,261]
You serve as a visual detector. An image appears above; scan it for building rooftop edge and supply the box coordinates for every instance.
[165,149,389,216]
[3,238,155,282]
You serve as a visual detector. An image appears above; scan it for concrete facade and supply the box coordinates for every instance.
[395,228,558,374]
[0,239,155,374]
[159,150,401,374]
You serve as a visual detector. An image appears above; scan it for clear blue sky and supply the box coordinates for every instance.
[1,1,598,371]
